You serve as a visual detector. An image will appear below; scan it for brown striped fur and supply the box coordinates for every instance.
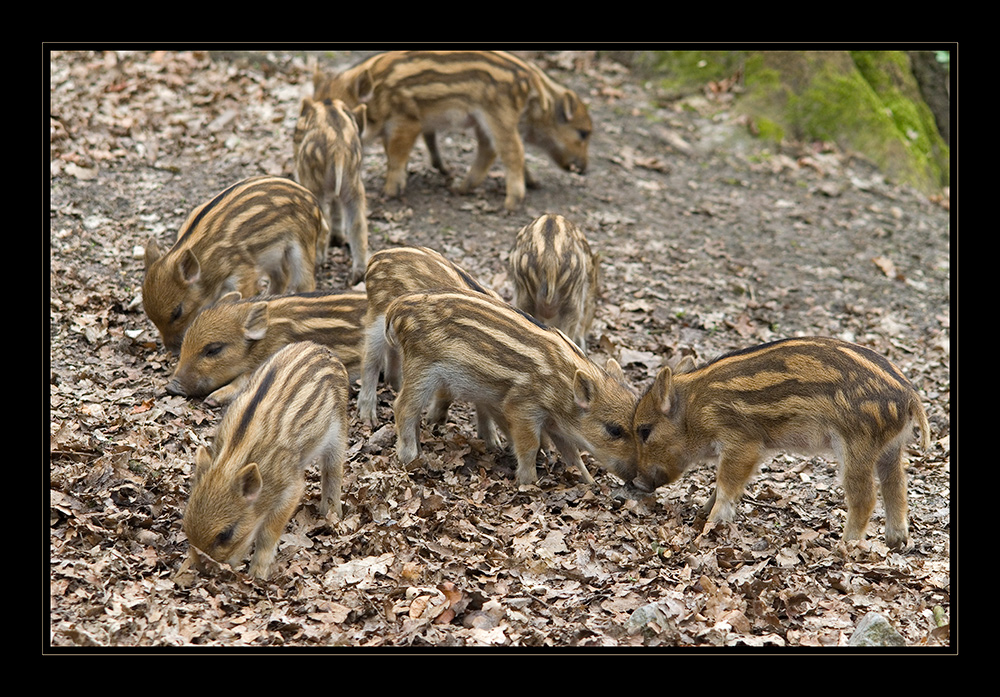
[183,342,350,579]
[384,290,637,486]
[631,337,931,549]
[168,290,367,406]
[509,214,599,351]
[313,51,592,212]
[142,176,326,353]
[293,98,370,283]
[357,246,502,430]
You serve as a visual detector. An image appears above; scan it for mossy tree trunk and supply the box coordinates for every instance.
[614,49,950,194]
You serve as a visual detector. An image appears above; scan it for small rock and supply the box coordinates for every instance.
[848,612,905,647]
[625,602,672,637]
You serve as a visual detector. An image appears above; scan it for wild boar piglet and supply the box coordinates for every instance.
[293,97,369,284]
[313,50,592,212]
[183,341,350,580]
[509,213,599,352]
[142,176,325,353]
[631,337,931,550]
[358,246,502,439]
[168,290,367,406]
[385,289,638,486]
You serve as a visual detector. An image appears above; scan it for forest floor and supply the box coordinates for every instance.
[48,50,953,650]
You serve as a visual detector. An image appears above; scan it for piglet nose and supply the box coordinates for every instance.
[165,379,187,397]
[630,476,654,493]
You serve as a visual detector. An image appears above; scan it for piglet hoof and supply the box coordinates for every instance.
[357,402,377,429]
[396,443,421,468]
[317,499,342,521]
[450,180,473,196]
[483,435,501,451]
[247,565,272,582]
[502,198,523,214]
[382,177,406,199]
[885,532,912,553]
[696,519,731,544]
[515,468,539,487]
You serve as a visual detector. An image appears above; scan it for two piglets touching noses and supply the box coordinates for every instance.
[183,342,350,580]
[312,50,592,213]
[142,176,328,354]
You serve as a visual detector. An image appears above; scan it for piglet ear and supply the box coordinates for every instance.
[559,91,578,123]
[311,65,324,90]
[218,291,243,305]
[652,366,677,416]
[144,238,162,270]
[192,445,213,486]
[243,302,270,342]
[604,358,625,383]
[352,104,367,138]
[238,464,263,502]
[674,355,696,375]
[573,370,596,410]
[354,69,375,103]
[178,248,201,285]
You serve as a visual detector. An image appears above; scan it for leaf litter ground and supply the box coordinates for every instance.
[48,50,952,649]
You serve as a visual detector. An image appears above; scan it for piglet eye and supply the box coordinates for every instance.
[170,304,183,323]
[203,342,225,358]
[579,129,590,141]
[605,423,624,439]
[215,526,234,547]
[638,425,653,443]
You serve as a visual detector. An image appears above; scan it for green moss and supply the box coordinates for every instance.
[849,51,950,188]
[742,54,782,92]
[754,116,785,143]
[740,51,949,192]
[638,51,748,94]
[632,50,948,192]
[792,71,889,144]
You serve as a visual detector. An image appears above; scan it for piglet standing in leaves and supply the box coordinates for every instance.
[142,176,326,353]
[630,337,931,550]
[293,97,370,284]
[357,245,503,435]
[385,290,638,486]
[509,213,599,352]
[313,50,592,212]
[183,341,350,580]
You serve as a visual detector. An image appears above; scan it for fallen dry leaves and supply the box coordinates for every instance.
[49,49,952,650]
